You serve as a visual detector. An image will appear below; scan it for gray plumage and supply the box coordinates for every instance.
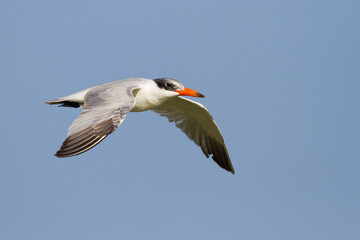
[46,78,234,174]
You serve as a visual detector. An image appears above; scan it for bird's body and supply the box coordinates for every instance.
[46,78,235,174]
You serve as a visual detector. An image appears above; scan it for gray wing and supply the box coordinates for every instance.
[153,97,234,174]
[56,81,141,158]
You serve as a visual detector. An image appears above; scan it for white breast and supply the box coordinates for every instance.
[131,80,177,112]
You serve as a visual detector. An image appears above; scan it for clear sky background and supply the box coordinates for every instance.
[1,0,359,239]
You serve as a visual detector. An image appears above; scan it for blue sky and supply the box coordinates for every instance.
[1,0,359,239]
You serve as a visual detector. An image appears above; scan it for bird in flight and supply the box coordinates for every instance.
[46,78,234,174]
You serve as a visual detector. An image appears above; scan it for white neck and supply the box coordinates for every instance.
[131,79,178,112]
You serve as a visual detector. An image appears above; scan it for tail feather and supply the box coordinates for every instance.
[45,99,64,105]
[45,87,93,107]
[45,99,81,108]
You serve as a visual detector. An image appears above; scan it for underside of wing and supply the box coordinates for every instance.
[154,97,235,174]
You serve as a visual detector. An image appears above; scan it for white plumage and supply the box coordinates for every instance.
[46,78,234,174]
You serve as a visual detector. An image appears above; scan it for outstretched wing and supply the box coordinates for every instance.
[56,81,141,158]
[153,97,234,174]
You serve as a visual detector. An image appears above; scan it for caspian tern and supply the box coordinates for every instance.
[46,78,234,174]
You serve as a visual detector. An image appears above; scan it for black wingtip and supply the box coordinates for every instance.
[54,151,67,158]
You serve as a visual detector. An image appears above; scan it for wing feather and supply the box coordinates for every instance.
[56,119,114,157]
[154,97,234,174]
[55,80,142,157]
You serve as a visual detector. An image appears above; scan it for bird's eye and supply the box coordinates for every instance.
[166,83,173,88]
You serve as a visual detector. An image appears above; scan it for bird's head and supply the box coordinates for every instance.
[153,78,205,98]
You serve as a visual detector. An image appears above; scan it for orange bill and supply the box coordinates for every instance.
[175,87,205,98]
